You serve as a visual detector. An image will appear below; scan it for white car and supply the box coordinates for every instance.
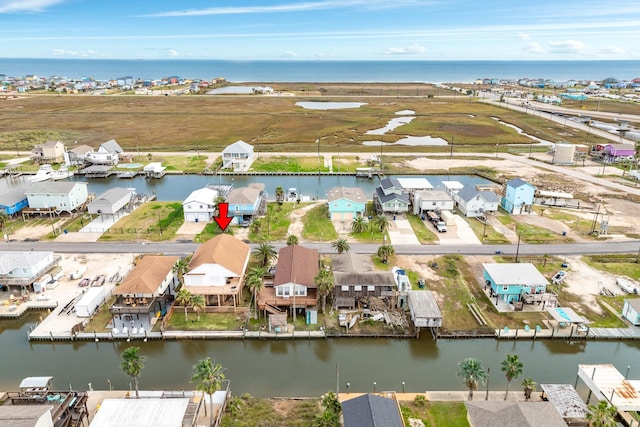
[552,271,567,284]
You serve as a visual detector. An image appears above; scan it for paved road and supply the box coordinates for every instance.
[3,239,639,257]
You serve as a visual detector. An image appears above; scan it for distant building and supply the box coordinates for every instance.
[86,139,123,166]
[31,140,65,164]
[623,299,640,326]
[221,140,255,171]
[454,185,500,217]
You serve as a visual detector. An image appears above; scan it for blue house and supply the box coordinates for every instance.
[622,299,640,326]
[374,177,409,214]
[501,178,535,214]
[0,188,28,215]
[226,185,266,225]
[327,186,367,221]
[483,263,548,304]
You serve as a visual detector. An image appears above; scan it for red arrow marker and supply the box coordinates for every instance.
[214,202,233,231]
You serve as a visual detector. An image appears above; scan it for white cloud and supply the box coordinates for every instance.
[0,0,65,13]
[518,33,530,40]
[522,41,544,54]
[166,49,179,57]
[143,1,429,17]
[49,48,97,57]
[384,43,426,55]
[597,46,625,55]
[282,51,299,58]
[548,40,586,54]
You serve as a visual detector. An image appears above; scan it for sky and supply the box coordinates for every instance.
[0,0,639,60]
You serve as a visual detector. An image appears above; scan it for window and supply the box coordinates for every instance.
[502,286,509,292]
[341,286,349,291]
[367,285,375,291]
[355,285,362,291]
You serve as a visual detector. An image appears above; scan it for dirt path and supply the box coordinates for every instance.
[287,201,324,242]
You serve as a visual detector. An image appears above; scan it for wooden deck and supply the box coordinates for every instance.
[588,327,640,339]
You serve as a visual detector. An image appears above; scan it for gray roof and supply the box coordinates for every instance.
[407,290,443,319]
[68,144,93,154]
[227,186,262,205]
[342,394,403,427]
[327,186,367,203]
[222,140,253,154]
[465,401,567,427]
[0,188,28,206]
[414,189,451,202]
[375,187,409,204]
[540,384,588,419]
[457,185,500,203]
[507,178,533,189]
[80,165,113,173]
[625,298,640,311]
[100,139,123,153]
[483,263,548,286]
[28,181,85,194]
[0,405,54,427]
[379,177,401,190]
[90,187,132,207]
[332,253,395,287]
[0,252,53,275]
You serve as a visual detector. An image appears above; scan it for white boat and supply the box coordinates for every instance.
[29,164,54,182]
[50,165,74,181]
[287,187,299,202]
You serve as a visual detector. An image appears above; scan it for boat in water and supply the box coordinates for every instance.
[50,165,74,181]
[287,187,299,202]
[29,164,54,182]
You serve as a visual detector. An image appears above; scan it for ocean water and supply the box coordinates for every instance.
[0,58,639,83]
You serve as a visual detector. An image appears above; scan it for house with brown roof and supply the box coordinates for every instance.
[110,255,179,325]
[184,234,251,308]
[257,245,319,318]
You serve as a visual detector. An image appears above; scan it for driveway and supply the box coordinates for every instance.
[387,216,420,245]
[436,214,482,245]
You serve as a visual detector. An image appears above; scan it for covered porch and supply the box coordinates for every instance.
[184,277,243,308]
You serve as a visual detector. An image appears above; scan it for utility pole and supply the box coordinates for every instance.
[316,138,320,175]
[515,232,522,263]
[449,135,454,159]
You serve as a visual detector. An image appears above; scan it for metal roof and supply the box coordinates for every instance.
[89,398,190,427]
[538,190,574,199]
[578,364,640,411]
[407,290,442,319]
[547,307,587,324]
[540,384,588,419]
[482,263,548,286]
[396,177,433,190]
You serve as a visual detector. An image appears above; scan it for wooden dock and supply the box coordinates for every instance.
[587,327,640,339]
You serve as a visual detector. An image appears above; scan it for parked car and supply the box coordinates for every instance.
[435,221,448,232]
[78,278,90,287]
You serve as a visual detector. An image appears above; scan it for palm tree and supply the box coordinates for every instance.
[457,358,487,401]
[521,378,537,401]
[501,353,524,400]
[275,186,285,204]
[377,244,395,264]
[191,357,226,427]
[586,400,617,427]
[172,257,190,287]
[175,287,192,321]
[191,294,206,321]
[331,238,350,254]
[315,264,334,314]
[253,242,277,268]
[0,211,9,231]
[374,215,391,233]
[121,346,146,397]
[286,234,299,246]
[351,216,368,234]
[245,266,266,319]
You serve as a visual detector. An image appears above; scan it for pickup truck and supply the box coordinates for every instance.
[435,221,448,232]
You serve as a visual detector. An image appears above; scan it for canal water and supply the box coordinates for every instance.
[2,174,492,201]
[2,313,639,396]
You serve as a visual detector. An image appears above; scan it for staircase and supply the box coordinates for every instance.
[264,303,282,314]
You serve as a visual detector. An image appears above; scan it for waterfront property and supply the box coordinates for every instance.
[623,299,640,325]
[25,181,89,214]
[65,144,93,166]
[182,186,218,223]
[0,188,28,216]
[374,177,409,215]
[412,189,454,215]
[483,263,548,305]
[110,255,180,327]
[332,252,396,309]
[87,187,134,221]
[226,184,267,225]
[258,245,319,319]
[327,186,367,221]
[30,140,65,164]
[577,364,640,412]
[454,185,500,218]
[464,401,567,427]
[442,180,464,197]
[221,140,255,171]
[85,139,123,166]
[539,384,589,425]
[501,178,535,214]
[143,162,167,179]
[0,251,59,292]
[342,393,403,427]
[184,234,251,308]
[407,290,443,328]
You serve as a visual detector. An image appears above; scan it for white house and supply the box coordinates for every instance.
[623,299,640,326]
[26,181,88,213]
[441,180,464,197]
[86,139,123,166]
[221,140,255,171]
[87,187,133,219]
[454,185,500,217]
[65,144,93,166]
[0,251,58,290]
[182,187,218,223]
[412,190,454,215]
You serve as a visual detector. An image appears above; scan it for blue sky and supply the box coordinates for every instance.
[1,0,639,60]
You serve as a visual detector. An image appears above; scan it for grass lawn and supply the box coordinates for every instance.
[301,204,338,241]
[83,296,116,333]
[249,202,295,241]
[130,154,208,173]
[583,255,640,280]
[251,156,329,173]
[166,312,246,331]
[461,215,509,244]
[406,213,438,244]
[221,396,321,427]
[100,202,184,241]
[401,401,469,427]
[533,206,597,238]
